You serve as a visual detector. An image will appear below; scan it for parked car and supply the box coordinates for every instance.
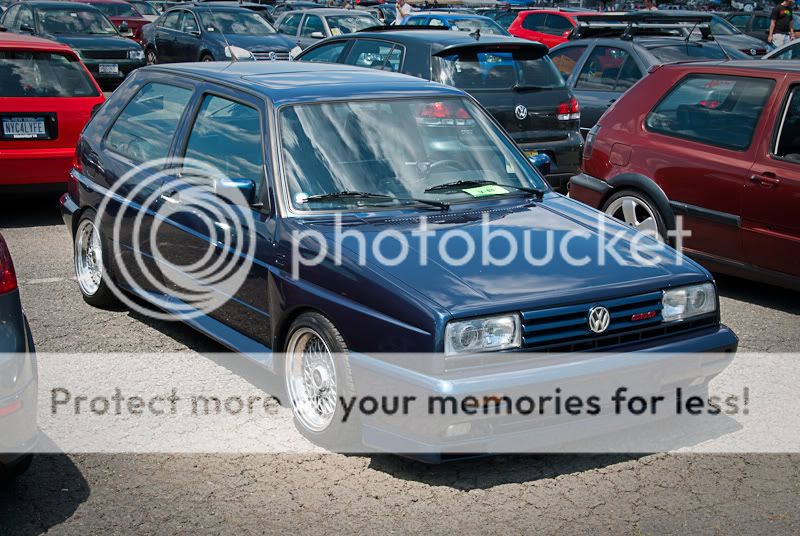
[478,7,529,30]
[275,8,380,49]
[652,10,770,56]
[570,60,800,288]
[725,9,800,44]
[358,3,395,25]
[128,0,160,22]
[271,1,322,17]
[764,38,800,60]
[142,4,299,64]
[73,0,150,43]
[0,31,105,190]
[297,29,583,190]
[549,26,739,133]
[508,9,596,49]
[0,1,145,89]
[403,12,510,35]
[0,232,38,483]
[61,61,737,452]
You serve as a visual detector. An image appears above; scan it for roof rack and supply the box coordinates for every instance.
[572,13,713,41]
[359,24,450,32]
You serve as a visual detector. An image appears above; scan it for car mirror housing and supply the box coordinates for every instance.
[20,24,35,34]
[529,153,551,176]
[310,31,325,39]
[213,177,257,206]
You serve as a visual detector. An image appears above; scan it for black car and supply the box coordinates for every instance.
[0,232,37,483]
[297,29,583,191]
[726,9,800,44]
[275,8,380,49]
[141,4,299,64]
[0,1,145,88]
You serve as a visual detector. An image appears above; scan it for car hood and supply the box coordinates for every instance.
[48,34,142,50]
[297,195,711,316]
[220,33,296,51]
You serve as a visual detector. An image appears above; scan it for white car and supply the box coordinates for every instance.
[764,38,800,60]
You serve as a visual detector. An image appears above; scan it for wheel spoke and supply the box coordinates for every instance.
[621,198,639,226]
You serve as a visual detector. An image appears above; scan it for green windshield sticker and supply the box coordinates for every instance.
[462,185,510,197]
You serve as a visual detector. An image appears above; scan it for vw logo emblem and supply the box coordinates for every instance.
[515,105,528,121]
[749,48,757,56]
[587,306,611,334]
[268,51,278,61]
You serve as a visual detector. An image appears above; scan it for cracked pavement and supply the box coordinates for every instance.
[1,194,799,535]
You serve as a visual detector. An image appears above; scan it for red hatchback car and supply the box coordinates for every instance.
[508,10,595,49]
[570,60,800,289]
[74,0,149,43]
[0,31,104,190]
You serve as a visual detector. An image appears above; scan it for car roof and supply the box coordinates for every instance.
[410,12,493,19]
[145,61,465,105]
[18,0,101,7]
[0,30,73,51]
[281,8,371,16]
[663,59,800,74]
[347,29,533,49]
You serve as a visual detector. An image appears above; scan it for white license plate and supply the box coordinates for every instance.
[2,118,47,139]
[99,63,119,74]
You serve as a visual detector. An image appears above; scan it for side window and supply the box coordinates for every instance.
[774,87,800,163]
[300,14,324,37]
[17,6,33,29]
[183,95,264,195]
[181,11,198,34]
[406,17,430,26]
[2,5,21,28]
[549,45,587,79]
[575,46,630,91]
[645,74,774,151]
[344,40,400,71]
[521,13,547,32]
[752,15,770,31]
[106,83,193,162]
[160,11,181,29]
[429,18,446,27]
[278,13,301,35]
[300,41,347,63]
[614,56,643,91]
[543,14,573,35]
[774,42,800,60]
[727,14,750,30]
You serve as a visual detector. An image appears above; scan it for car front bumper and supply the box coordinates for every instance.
[0,147,76,189]
[82,58,145,85]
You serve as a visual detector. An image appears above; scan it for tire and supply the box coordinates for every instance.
[281,312,359,448]
[200,53,214,62]
[602,189,667,242]
[73,209,119,308]
[145,48,158,65]
[0,454,33,484]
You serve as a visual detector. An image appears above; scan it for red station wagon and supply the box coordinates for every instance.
[0,31,105,191]
[570,60,800,289]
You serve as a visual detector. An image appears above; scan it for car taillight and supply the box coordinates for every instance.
[561,29,571,38]
[417,102,474,125]
[583,124,600,159]
[557,97,580,121]
[0,234,18,295]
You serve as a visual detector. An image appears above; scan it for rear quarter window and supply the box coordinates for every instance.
[645,74,774,151]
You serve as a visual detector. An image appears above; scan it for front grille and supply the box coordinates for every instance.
[81,50,129,60]
[252,51,290,61]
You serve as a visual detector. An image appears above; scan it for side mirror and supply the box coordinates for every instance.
[20,23,35,34]
[213,177,257,206]
[119,21,129,32]
[529,153,551,176]
[310,31,325,38]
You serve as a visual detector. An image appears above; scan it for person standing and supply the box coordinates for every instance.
[769,0,796,48]
[395,0,412,24]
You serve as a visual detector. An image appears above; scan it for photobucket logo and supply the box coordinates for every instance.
[290,212,691,279]
[94,157,256,321]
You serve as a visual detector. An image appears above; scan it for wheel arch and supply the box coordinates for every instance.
[603,173,676,231]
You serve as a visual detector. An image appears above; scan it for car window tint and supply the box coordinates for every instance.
[727,14,750,29]
[645,74,774,151]
[544,14,572,34]
[2,5,20,28]
[106,83,192,162]
[161,11,181,29]
[774,87,800,163]
[436,51,564,90]
[521,13,546,31]
[647,44,728,62]
[614,56,642,91]
[575,46,629,91]
[300,14,323,37]
[406,17,429,26]
[752,15,770,31]
[344,40,400,71]
[549,45,586,78]
[183,95,264,195]
[0,50,99,97]
[181,11,198,33]
[17,6,33,28]
[496,13,516,27]
[300,41,346,63]
[775,43,800,60]
[279,13,301,35]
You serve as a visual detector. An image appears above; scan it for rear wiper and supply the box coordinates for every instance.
[424,179,544,198]
[302,191,449,211]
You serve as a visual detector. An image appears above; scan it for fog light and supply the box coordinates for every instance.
[444,423,472,438]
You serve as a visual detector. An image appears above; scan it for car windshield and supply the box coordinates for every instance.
[280,98,546,213]
[200,10,276,34]
[435,50,565,91]
[325,14,378,35]
[445,18,508,35]
[36,7,119,35]
[94,3,141,18]
[0,50,99,97]
[131,1,158,16]
[647,43,728,62]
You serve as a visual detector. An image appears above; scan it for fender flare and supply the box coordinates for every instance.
[605,173,676,231]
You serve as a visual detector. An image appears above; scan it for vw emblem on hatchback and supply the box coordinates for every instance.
[268,51,278,61]
[588,306,611,334]
[515,105,528,120]
[749,48,757,56]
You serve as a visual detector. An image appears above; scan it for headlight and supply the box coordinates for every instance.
[445,314,521,356]
[289,46,302,60]
[662,283,716,322]
[128,49,144,60]
[224,46,254,60]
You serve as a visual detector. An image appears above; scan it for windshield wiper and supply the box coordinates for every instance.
[302,191,449,211]
[424,179,544,198]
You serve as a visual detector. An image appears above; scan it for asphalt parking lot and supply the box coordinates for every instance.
[1,193,799,535]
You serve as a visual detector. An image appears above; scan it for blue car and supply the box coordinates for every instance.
[60,62,737,453]
[403,12,510,36]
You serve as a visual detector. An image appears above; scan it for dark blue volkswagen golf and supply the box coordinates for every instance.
[60,62,737,453]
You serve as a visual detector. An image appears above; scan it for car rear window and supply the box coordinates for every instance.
[434,50,565,91]
[645,74,774,151]
[647,44,728,63]
[326,14,378,35]
[0,51,99,97]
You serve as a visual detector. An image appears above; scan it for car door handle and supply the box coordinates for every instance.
[160,189,180,203]
[749,173,781,188]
